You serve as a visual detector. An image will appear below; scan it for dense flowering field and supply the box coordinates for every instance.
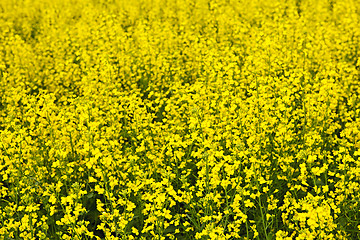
[1,0,360,239]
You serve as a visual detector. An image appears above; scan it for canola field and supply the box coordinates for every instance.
[1,0,360,239]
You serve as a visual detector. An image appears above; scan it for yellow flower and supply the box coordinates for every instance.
[244,199,254,208]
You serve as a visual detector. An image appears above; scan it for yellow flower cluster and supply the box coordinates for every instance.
[1,0,360,239]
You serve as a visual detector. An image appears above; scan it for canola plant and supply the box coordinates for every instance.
[0,0,360,239]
